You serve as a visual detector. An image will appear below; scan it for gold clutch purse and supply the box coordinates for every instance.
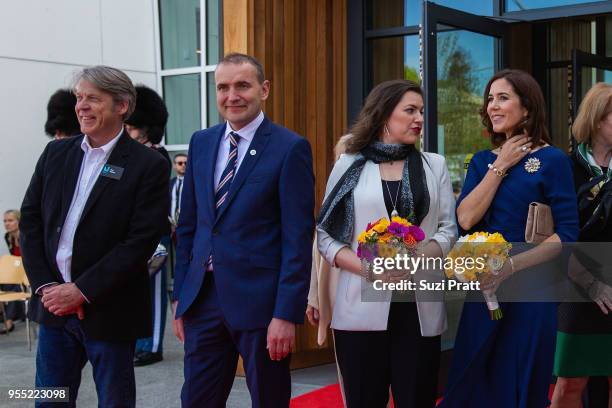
[525,202,554,244]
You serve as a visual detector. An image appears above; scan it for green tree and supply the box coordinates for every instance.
[404,66,420,84]
[437,33,490,184]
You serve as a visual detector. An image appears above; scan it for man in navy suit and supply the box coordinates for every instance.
[172,53,314,408]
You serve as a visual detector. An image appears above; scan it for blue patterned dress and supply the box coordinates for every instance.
[440,147,579,408]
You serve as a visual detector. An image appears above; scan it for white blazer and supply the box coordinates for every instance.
[316,152,457,336]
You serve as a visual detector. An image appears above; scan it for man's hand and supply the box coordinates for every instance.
[267,318,295,361]
[62,305,86,320]
[172,301,184,343]
[75,305,85,320]
[41,283,85,317]
[306,305,319,327]
[39,283,59,296]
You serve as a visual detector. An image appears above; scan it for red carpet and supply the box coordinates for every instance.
[290,384,344,408]
[290,383,556,407]
[289,384,404,407]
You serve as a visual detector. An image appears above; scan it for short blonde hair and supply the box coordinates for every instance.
[572,82,612,143]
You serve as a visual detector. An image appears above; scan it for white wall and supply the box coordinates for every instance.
[0,0,160,253]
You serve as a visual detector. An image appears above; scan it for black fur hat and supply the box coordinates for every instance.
[125,85,169,144]
[44,89,80,137]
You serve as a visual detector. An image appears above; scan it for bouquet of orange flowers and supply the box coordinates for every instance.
[357,216,425,281]
[445,232,512,320]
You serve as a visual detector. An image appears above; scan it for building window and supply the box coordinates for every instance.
[545,17,612,150]
[505,0,607,13]
[365,0,495,191]
[157,0,222,150]
[367,0,493,29]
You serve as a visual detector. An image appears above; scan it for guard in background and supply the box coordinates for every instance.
[44,89,81,139]
[125,85,171,366]
[168,153,187,284]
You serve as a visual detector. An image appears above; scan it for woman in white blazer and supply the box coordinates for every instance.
[310,80,457,407]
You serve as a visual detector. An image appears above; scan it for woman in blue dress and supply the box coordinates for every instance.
[440,69,579,408]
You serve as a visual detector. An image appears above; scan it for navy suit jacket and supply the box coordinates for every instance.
[173,117,315,330]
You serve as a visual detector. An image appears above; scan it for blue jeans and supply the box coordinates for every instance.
[35,317,136,408]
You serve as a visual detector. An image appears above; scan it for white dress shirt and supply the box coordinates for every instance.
[55,131,122,284]
[207,111,264,271]
[213,110,264,189]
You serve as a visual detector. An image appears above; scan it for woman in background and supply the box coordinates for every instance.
[1,209,25,333]
[551,82,612,408]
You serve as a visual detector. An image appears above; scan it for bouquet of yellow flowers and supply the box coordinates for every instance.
[445,232,512,320]
[357,216,425,281]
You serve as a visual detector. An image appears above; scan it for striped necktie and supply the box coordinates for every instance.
[215,131,240,212]
[207,131,240,270]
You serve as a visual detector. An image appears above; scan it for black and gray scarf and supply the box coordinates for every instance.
[317,141,429,245]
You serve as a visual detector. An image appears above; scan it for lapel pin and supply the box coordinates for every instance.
[100,164,125,180]
[250,149,257,156]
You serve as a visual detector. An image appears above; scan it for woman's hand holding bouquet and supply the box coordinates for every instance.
[445,232,513,320]
[357,216,425,283]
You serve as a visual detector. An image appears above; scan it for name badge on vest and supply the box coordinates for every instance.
[100,164,124,180]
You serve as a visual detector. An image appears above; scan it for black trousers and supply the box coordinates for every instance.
[334,301,441,408]
[586,376,609,408]
[0,284,25,321]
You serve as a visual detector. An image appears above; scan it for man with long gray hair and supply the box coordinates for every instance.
[20,65,169,407]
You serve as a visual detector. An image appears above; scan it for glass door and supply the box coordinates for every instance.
[571,49,612,120]
[422,2,511,192]
[422,2,511,352]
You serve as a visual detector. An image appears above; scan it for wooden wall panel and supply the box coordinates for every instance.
[331,0,347,171]
[225,0,346,212]
[223,0,347,371]
[372,0,404,29]
[223,0,249,53]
